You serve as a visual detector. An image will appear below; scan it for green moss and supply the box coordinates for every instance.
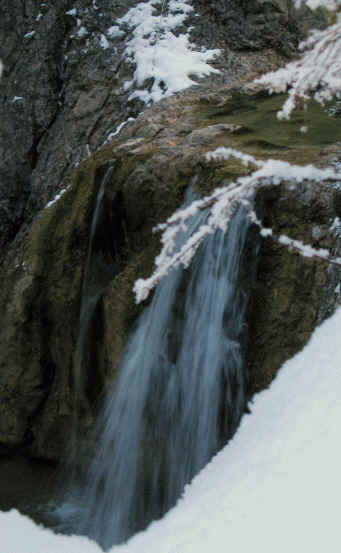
[194,92,341,165]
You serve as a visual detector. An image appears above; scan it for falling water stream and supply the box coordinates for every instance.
[72,166,115,422]
[60,188,254,550]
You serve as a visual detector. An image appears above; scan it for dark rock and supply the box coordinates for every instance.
[190,0,326,55]
[0,0,140,253]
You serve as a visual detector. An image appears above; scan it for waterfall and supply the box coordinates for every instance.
[66,193,253,550]
[73,167,114,413]
[69,165,124,459]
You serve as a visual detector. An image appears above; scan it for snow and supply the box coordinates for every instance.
[260,227,273,238]
[117,0,220,103]
[1,305,341,552]
[45,188,67,209]
[278,234,330,258]
[331,216,341,235]
[106,25,125,39]
[102,117,136,145]
[63,1,219,105]
[206,147,263,167]
[295,0,341,9]
[100,34,110,50]
[2,0,341,550]
[206,147,340,183]
[77,26,88,38]
[0,511,101,553]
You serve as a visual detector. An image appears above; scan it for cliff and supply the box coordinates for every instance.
[0,0,339,460]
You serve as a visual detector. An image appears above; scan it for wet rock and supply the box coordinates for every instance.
[247,179,341,395]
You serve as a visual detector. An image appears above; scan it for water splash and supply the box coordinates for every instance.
[69,198,252,549]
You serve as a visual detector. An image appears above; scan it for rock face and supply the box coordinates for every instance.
[192,0,296,54]
[0,0,324,252]
[0,1,339,460]
[248,178,341,395]
[0,0,136,251]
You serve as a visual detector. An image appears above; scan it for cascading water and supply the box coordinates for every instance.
[66,193,254,550]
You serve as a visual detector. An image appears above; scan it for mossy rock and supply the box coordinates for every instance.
[194,89,341,164]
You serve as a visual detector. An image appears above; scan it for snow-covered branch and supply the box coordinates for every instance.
[134,148,340,303]
[250,211,341,268]
[256,0,341,119]
[256,6,341,119]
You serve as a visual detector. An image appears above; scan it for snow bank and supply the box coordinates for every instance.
[117,307,341,553]
[0,510,101,553]
[1,306,341,552]
[295,0,341,9]
[118,0,220,103]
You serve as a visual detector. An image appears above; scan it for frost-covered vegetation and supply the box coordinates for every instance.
[257,0,341,119]
[134,148,341,302]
